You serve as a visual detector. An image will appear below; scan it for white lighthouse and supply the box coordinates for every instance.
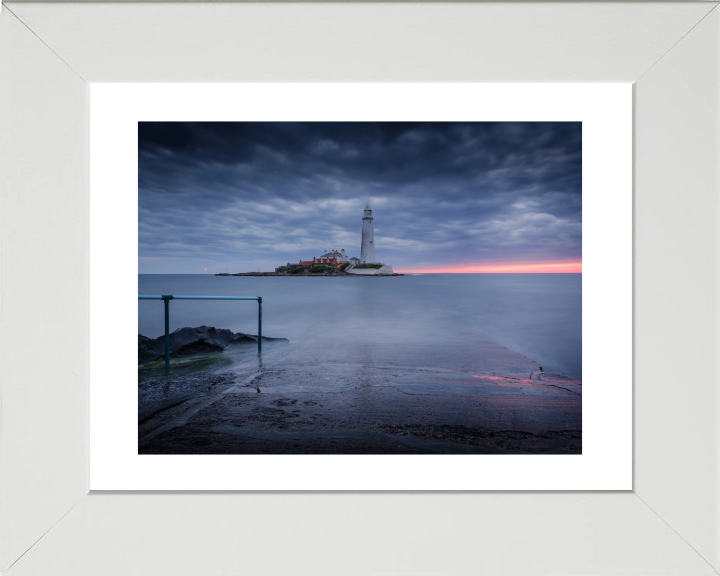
[346,204,393,274]
[360,204,375,264]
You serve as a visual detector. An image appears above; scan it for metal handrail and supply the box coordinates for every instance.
[138,295,262,365]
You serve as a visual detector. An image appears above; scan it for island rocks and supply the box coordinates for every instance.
[138,325,288,365]
[216,271,404,276]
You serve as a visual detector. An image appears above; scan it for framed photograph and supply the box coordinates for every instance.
[2,2,718,574]
[90,83,630,491]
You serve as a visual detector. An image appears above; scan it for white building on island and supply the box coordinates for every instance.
[294,207,392,274]
[360,205,375,264]
[347,205,394,274]
[320,248,348,263]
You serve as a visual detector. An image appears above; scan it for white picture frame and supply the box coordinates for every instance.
[1,2,719,574]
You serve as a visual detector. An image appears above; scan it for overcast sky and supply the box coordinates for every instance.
[138,122,581,273]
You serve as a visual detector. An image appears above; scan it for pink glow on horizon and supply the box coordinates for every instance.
[395,261,582,274]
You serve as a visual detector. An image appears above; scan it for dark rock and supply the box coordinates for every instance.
[138,334,163,365]
[139,326,289,365]
[216,271,405,277]
[228,333,257,346]
[228,334,290,346]
[169,326,235,357]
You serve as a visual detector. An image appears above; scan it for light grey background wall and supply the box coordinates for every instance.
[1,3,719,574]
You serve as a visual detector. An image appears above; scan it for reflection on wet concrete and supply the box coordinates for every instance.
[139,332,581,454]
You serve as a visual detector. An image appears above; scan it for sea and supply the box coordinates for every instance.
[138,273,582,380]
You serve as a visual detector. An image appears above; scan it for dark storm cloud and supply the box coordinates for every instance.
[138,122,581,273]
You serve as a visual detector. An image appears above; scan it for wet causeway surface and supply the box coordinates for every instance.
[139,338,581,454]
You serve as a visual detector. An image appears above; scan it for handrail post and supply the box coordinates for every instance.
[257,297,262,353]
[161,295,174,365]
[138,294,264,360]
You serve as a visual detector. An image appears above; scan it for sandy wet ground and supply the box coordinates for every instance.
[139,334,581,454]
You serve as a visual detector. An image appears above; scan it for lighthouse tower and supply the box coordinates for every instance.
[360,204,375,264]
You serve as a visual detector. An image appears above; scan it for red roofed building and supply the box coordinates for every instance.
[313,257,337,266]
[286,257,339,270]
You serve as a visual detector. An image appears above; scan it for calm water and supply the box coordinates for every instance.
[138,273,581,379]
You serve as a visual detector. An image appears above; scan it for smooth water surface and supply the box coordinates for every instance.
[138,273,581,378]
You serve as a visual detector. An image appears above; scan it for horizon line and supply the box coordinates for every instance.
[396,262,582,274]
[138,271,583,274]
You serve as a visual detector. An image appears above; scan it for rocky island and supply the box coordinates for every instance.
[217,205,403,277]
[216,270,404,277]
